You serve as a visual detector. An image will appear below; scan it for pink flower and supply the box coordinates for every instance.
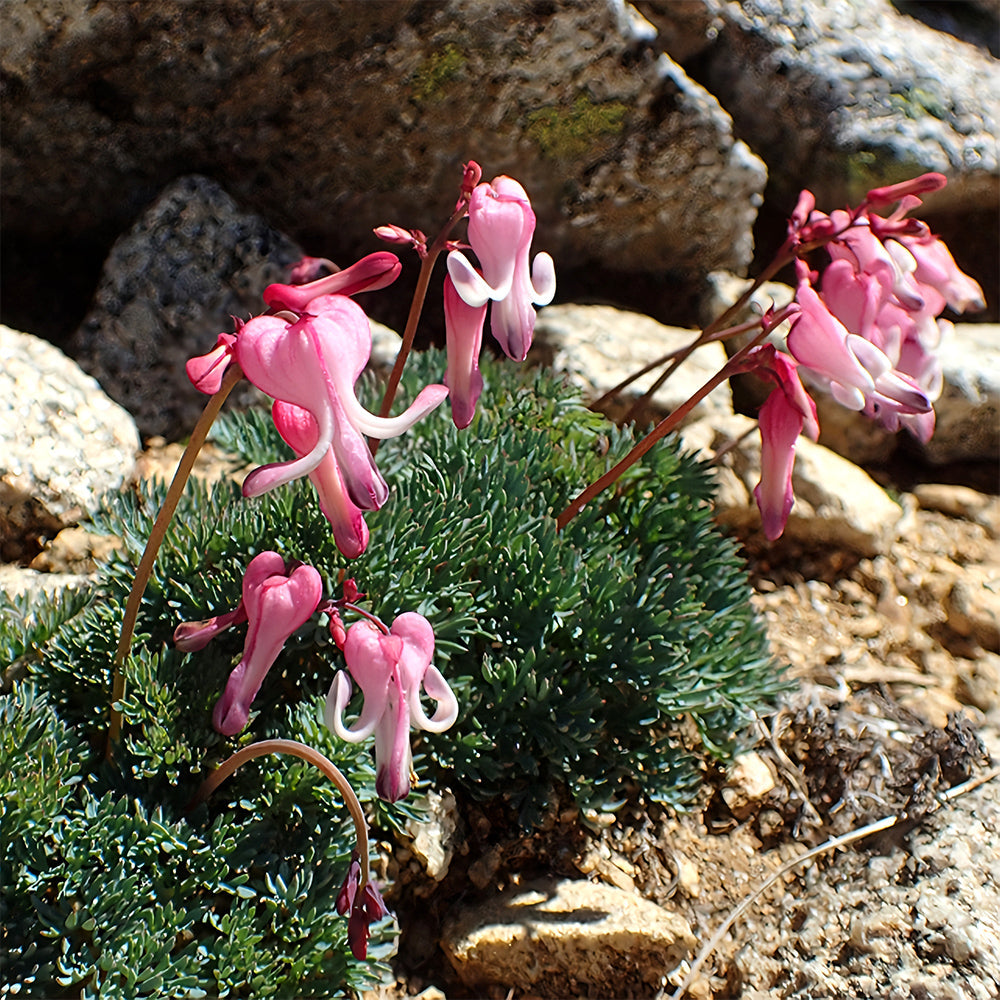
[443,273,487,428]
[234,295,447,510]
[446,176,556,363]
[262,251,402,313]
[174,552,324,736]
[272,401,370,559]
[324,612,458,803]
[739,346,818,540]
[186,332,238,395]
[892,233,985,315]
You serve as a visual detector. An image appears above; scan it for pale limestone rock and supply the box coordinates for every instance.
[944,566,1000,653]
[922,322,1000,465]
[442,877,695,997]
[533,303,732,425]
[405,789,459,883]
[1,324,140,562]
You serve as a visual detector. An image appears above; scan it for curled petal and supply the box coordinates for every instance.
[324,670,383,743]
[530,252,557,306]
[186,333,238,394]
[447,250,497,308]
[409,665,459,734]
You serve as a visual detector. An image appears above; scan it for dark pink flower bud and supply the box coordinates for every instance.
[263,252,402,312]
[288,256,337,285]
[865,173,947,207]
[185,332,238,394]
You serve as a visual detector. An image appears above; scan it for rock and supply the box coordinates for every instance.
[913,483,1000,538]
[722,750,776,819]
[0,324,140,563]
[3,0,766,333]
[68,175,302,440]
[920,322,1000,465]
[533,303,733,425]
[680,413,902,555]
[442,877,696,998]
[944,566,1000,653]
[698,270,796,334]
[659,0,999,211]
[0,564,92,604]
[404,789,459,883]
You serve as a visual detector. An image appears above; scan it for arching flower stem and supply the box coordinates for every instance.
[107,364,245,759]
[190,737,374,887]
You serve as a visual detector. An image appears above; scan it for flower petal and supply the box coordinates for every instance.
[443,273,487,428]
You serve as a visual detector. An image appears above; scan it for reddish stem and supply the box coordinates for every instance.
[556,330,769,531]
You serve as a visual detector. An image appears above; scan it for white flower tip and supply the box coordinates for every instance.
[447,251,507,306]
[411,666,459,734]
[531,252,556,306]
[324,672,365,742]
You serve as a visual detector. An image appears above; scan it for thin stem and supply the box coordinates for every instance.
[666,764,1000,1000]
[340,602,390,634]
[589,316,767,415]
[556,330,769,531]
[616,250,796,425]
[373,204,470,450]
[190,738,373,886]
[107,365,244,758]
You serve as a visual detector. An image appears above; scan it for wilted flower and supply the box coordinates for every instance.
[335,851,390,960]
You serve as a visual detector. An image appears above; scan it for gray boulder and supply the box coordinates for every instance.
[2,0,765,329]
[68,175,302,440]
[642,0,999,211]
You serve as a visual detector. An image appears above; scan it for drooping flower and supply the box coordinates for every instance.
[325,612,458,803]
[335,851,390,960]
[737,345,819,540]
[174,551,323,736]
[787,261,932,421]
[271,400,370,559]
[446,175,556,363]
[442,273,488,428]
[234,295,448,508]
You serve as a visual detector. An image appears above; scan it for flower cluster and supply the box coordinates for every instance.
[750,173,983,539]
[176,162,554,958]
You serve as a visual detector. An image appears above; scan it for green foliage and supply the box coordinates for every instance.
[2,349,781,996]
[221,350,782,819]
[2,590,394,997]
